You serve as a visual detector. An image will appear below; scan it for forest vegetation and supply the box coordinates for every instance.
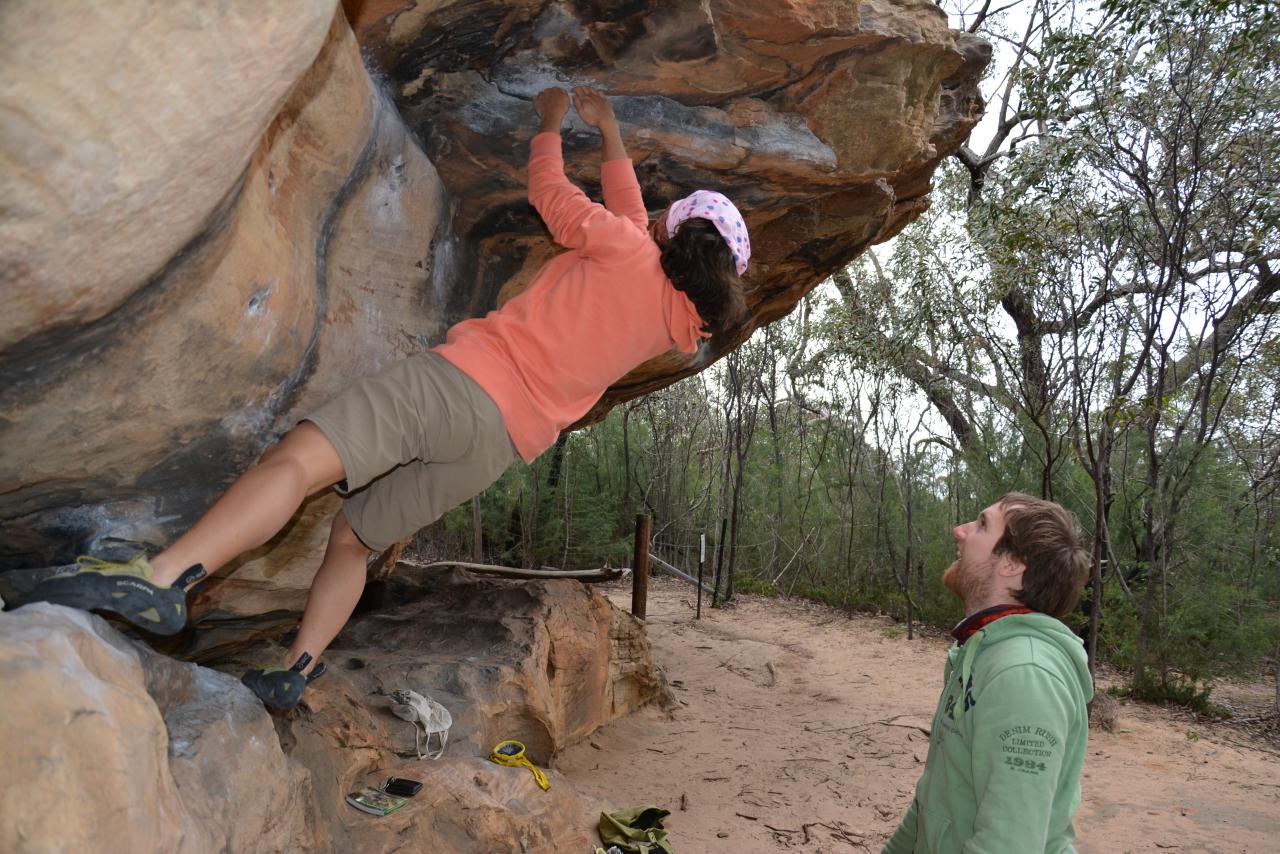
[423,0,1280,715]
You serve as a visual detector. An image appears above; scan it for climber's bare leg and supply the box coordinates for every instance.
[284,510,371,675]
[148,422,346,587]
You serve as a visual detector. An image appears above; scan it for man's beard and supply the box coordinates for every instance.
[943,556,993,608]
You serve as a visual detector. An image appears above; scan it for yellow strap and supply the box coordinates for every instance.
[489,748,550,791]
[74,553,152,578]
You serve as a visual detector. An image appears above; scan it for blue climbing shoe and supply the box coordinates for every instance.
[21,555,205,636]
[241,652,327,710]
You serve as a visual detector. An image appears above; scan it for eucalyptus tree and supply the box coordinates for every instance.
[1022,0,1278,689]
[824,0,1278,690]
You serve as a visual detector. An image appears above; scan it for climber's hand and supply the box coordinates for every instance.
[534,88,570,131]
[572,87,617,132]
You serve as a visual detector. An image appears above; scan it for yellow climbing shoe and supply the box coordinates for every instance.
[22,554,205,636]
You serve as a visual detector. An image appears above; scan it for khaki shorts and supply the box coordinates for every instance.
[304,352,517,551]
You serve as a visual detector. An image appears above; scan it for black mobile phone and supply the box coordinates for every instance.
[383,777,422,797]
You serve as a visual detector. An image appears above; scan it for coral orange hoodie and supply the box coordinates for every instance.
[434,132,708,462]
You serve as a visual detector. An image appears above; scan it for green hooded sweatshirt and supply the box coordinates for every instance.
[883,613,1093,854]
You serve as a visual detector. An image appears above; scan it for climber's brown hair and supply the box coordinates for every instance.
[659,217,747,335]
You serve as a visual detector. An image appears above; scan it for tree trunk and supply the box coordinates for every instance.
[622,405,632,520]
[903,471,914,639]
[725,467,743,603]
[523,471,538,569]
[712,516,728,608]
[1134,498,1159,689]
[1085,431,1113,674]
[1086,513,1104,675]
[545,434,567,487]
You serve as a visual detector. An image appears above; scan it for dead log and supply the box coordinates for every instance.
[403,559,622,583]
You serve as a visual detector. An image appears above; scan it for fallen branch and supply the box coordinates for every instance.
[802,821,871,850]
[811,714,933,738]
[403,559,622,582]
[881,717,932,737]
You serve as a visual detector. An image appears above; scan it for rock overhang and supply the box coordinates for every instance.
[0,0,987,578]
[345,0,991,421]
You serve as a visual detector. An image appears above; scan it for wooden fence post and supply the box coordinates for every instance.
[631,514,651,620]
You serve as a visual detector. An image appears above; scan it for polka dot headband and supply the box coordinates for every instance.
[665,190,751,276]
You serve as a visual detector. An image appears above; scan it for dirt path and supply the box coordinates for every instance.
[557,579,1280,853]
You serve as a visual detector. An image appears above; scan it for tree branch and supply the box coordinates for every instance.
[1156,268,1280,403]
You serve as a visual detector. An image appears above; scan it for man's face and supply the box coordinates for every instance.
[943,501,1008,605]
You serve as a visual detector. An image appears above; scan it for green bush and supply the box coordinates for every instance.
[734,576,779,597]
[1129,672,1228,718]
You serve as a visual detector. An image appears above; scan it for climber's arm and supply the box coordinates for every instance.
[529,87,648,247]
[573,87,648,230]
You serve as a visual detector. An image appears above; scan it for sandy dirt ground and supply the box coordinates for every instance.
[558,578,1280,853]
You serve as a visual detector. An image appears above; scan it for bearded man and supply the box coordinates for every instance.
[883,492,1093,854]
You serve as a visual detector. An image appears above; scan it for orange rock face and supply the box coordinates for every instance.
[0,2,986,845]
[0,1,987,585]
[0,571,664,851]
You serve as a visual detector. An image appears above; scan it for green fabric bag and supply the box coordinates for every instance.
[597,805,674,854]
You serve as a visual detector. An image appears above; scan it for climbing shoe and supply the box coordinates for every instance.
[241,651,327,710]
[21,555,205,636]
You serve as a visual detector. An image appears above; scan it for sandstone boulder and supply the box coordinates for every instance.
[0,604,311,853]
[0,0,338,352]
[0,570,658,852]
[0,1,987,591]
[0,2,449,579]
